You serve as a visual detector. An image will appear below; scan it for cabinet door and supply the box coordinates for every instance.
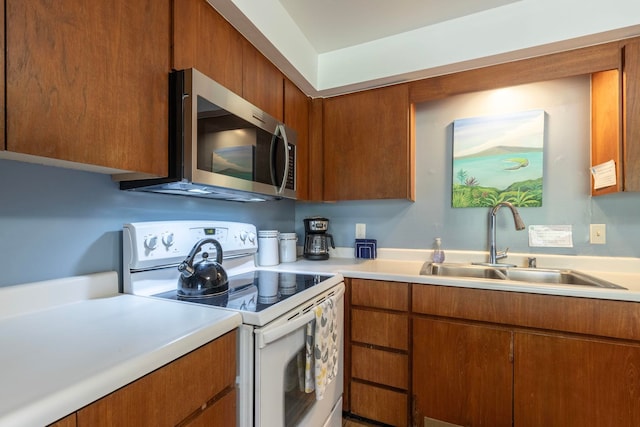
[77,331,236,426]
[514,332,640,427]
[6,0,170,175]
[623,38,640,191]
[172,0,243,95]
[242,40,284,121]
[323,84,413,201]
[412,318,513,427]
[284,78,310,200]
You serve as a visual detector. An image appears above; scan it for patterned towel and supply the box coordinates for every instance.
[299,320,315,393]
[313,295,339,400]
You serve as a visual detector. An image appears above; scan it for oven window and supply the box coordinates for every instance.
[284,347,316,426]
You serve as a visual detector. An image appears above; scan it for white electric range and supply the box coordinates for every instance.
[123,220,344,427]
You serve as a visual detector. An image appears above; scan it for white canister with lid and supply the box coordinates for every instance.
[279,232,298,263]
[257,230,280,266]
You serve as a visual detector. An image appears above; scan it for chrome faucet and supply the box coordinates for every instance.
[488,202,526,266]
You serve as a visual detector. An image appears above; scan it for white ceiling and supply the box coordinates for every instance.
[210,0,640,96]
[278,0,519,53]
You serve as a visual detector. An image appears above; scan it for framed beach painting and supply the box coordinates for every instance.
[452,109,545,208]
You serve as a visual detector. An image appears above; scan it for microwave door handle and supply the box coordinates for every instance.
[256,284,345,348]
[269,124,289,194]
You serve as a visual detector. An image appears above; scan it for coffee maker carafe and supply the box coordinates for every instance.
[303,217,335,260]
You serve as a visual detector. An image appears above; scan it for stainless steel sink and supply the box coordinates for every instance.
[420,262,627,290]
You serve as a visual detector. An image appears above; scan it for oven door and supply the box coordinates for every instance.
[254,283,344,427]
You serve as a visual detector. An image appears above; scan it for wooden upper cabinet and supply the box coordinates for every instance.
[242,39,284,121]
[0,1,5,152]
[5,0,171,176]
[591,37,640,194]
[284,78,310,200]
[323,84,414,201]
[172,0,243,95]
[623,38,640,191]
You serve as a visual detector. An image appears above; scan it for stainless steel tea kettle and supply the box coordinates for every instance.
[177,238,228,297]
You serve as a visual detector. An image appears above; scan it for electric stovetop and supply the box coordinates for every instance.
[154,270,332,313]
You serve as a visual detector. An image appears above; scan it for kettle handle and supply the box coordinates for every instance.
[178,238,224,276]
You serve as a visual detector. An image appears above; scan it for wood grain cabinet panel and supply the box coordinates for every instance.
[622,38,640,191]
[172,0,243,95]
[323,84,413,201]
[242,40,284,121]
[6,0,171,175]
[351,345,408,390]
[77,331,236,427]
[183,388,236,427]
[351,308,408,351]
[351,279,408,311]
[351,382,408,427]
[514,332,640,427]
[48,414,76,427]
[412,317,513,427]
[284,78,310,200]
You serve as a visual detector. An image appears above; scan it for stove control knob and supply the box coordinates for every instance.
[247,232,256,244]
[144,235,158,250]
[162,232,175,248]
[239,230,248,242]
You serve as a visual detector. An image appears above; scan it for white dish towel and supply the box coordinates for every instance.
[313,294,339,400]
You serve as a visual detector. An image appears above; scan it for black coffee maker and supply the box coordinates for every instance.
[303,217,335,260]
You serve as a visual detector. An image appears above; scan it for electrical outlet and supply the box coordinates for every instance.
[355,223,366,239]
[590,224,606,244]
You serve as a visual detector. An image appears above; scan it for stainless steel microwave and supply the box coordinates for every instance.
[119,68,296,202]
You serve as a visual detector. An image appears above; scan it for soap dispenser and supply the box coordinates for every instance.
[432,238,446,263]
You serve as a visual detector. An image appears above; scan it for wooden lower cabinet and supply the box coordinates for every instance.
[48,331,237,427]
[346,280,640,426]
[347,279,410,426]
[351,381,408,427]
[412,318,513,427]
[48,414,76,427]
[514,332,640,427]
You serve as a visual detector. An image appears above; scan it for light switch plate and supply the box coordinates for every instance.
[355,223,366,239]
[590,224,606,244]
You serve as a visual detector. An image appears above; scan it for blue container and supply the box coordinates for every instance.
[355,239,377,259]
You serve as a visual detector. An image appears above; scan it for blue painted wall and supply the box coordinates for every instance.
[0,159,295,287]
[3,75,640,288]
[296,75,640,258]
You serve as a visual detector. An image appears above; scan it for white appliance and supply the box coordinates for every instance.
[123,220,344,427]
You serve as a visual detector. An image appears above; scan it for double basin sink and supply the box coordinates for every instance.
[421,262,627,290]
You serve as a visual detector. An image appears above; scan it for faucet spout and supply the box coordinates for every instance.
[488,202,526,265]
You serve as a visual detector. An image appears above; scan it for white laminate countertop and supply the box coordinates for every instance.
[0,271,241,427]
[266,248,640,302]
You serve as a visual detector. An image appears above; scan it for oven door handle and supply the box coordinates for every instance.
[256,284,345,349]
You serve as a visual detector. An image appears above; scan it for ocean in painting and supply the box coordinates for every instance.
[453,151,543,190]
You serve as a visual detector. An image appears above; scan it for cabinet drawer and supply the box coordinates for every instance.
[351,308,408,350]
[184,388,236,427]
[77,331,236,426]
[351,345,408,390]
[351,381,408,426]
[352,279,408,311]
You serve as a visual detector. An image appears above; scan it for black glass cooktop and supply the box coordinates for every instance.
[154,270,332,313]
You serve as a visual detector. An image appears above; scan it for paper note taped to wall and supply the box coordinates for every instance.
[591,159,616,190]
[528,225,573,248]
